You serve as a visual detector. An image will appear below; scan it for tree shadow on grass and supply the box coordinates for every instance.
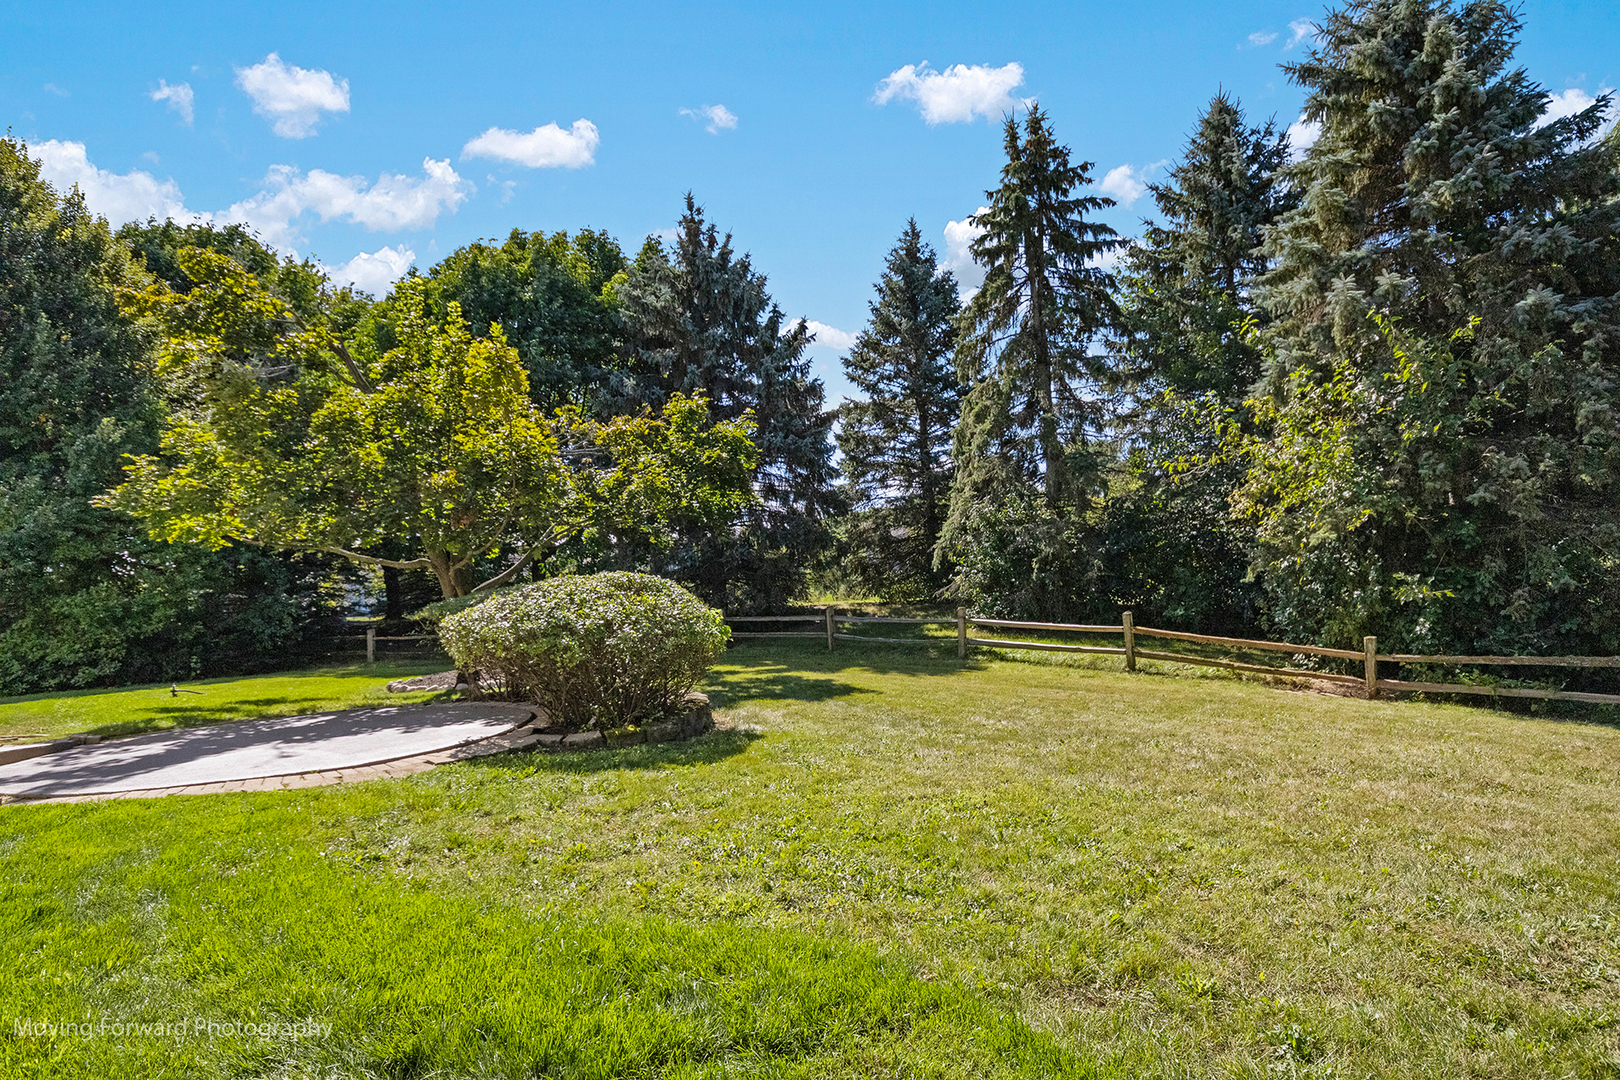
[463,727,763,776]
[82,697,362,739]
[719,640,989,683]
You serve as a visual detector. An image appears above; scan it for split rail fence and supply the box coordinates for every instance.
[726,609,1620,706]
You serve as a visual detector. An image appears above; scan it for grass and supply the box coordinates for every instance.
[3,641,1620,1076]
[0,658,451,744]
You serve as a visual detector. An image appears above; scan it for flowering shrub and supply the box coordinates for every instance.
[436,572,728,730]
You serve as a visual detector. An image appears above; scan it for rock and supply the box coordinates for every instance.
[386,670,459,693]
[534,733,564,747]
[643,720,681,744]
[680,692,714,738]
[604,727,646,748]
[561,731,604,749]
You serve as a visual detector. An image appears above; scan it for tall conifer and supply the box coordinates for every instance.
[617,196,836,609]
[1241,0,1620,654]
[837,220,963,598]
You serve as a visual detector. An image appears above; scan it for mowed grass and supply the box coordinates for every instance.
[3,641,1620,1076]
[0,658,451,743]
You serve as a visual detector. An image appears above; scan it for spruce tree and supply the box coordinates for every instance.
[837,220,964,599]
[617,196,836,609]
[938,110,1123,616]
[1116,93,1294,403]
[946,108,1123,519]
[1240,0,1620,655]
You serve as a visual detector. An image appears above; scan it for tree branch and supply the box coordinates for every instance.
[319,546,433,571]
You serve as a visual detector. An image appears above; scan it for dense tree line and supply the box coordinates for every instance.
[2,0,1615,697]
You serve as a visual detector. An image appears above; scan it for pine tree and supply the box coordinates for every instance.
[836,220,963,599]
[945,108,1123,521]
[938,110,1123,616]
[1240,0,1620,654]
[1116,93,1295,403]
[616,196,836,609]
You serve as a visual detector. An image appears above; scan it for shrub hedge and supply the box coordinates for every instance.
[437,572,728,730]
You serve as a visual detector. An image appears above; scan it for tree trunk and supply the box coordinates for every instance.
[425,549,463,598]
[383,565,403,620]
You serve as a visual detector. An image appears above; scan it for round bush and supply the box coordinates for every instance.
[437,572,729,731]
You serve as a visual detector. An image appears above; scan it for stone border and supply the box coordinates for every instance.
[0,694,717,806]
[533,693,714,752]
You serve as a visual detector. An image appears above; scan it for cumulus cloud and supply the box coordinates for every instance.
[31,139,203,228]
[149,79,194,124]
[875,62,1028,124]
[681,104,738,134]
[324,245,415,296]
[804,320,858,352]
[223,158,470,250]
[1285,19,1315,49]
[235,53,350,138]
[1535,87,1617,136]
[1098,162,1165,206]
[462,120,599,168]
[1248,30,1278,47]
[1286,116,1322,161]
[942,207,990,295]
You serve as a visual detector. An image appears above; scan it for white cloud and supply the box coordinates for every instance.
[1098,162,1164,206]
[942,207,990,295]
[1248,30,1278,47]
[43,83,68,97]
[1535,87,1617,137]
[680,104,738,134]
[1286,116,1322,161]
[323,245,415,296]
[804,320,857,352]
[149,79,194,125]
[235,53,350,138]
[874,61,1028,124]
[462,120,599,168]
[1285,19,1315,49]
[223,158,470,250]
[31,139,204,228]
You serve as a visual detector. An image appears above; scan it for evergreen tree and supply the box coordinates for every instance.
[945,108,1123,519]
[617,196,836,609]
[939,109,1123,617]
[1116,93,1295,404]
[836,220,963,599]
[1240,0,1620,655]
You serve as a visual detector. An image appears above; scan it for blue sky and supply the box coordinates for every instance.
[5,0,1616,401]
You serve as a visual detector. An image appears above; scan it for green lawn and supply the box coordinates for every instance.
[0,658,451,744]
[3,641,1619,1077]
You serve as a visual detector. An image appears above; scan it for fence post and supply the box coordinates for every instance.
[825,607,836,652]
[366,627,375,664]
[956,607,967,660]
[1122,611,1136,673]
[1363,636,1378,698]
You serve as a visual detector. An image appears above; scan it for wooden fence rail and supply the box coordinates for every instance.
[720,608,1620,706]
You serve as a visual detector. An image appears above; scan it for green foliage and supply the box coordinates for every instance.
[1114,93,1294,405]
[837,221,964,600]
[947,108,1123,520]
[0,140,333,695]
[419,227,628,412]
[437,571,729,729]
[1241,0,1620,653]
[617,196,837,610]
[104,268,569,598]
